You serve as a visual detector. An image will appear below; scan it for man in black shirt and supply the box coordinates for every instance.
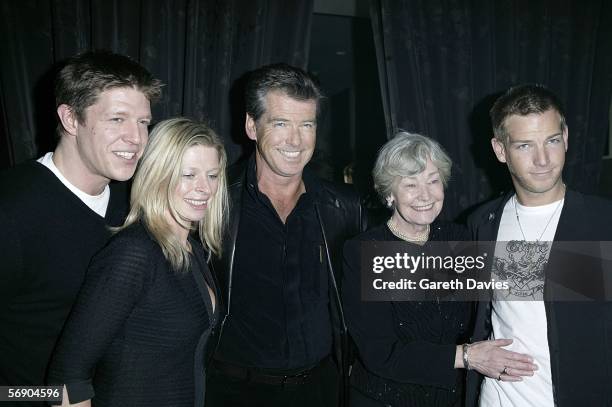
[207,64,365,407]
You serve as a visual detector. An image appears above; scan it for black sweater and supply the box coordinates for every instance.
[342,221,471,407]
[0,161,128,397]
[48,222,218,407]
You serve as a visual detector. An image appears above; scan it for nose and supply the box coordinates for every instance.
[195,177,211,194]
[123,120,146,145]
[417,184,431,201]
[534,145,550,167]
[286,125,301,146]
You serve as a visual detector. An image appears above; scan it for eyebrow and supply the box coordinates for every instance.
[183,166,220,170]
[509,132,563,143]
[106,110,128,116]
[404,170,439,179]
[107,110,152,119]
[267,117,316,123]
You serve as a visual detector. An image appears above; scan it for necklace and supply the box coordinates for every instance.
[513,193,564,241]
[387,219,429,244]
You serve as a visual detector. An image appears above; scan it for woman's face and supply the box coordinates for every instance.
[172,145,220,225]
[389,158,444,228]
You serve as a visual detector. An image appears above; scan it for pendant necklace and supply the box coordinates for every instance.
[513,190,564,241]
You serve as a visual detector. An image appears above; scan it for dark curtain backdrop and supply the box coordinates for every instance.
[0,0,313,169]
[371,0,612,221]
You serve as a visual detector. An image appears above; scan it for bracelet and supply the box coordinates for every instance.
[462,343,471,370]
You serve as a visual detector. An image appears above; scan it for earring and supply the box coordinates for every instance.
[386,198,393,208]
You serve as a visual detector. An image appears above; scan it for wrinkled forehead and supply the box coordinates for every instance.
[261,89,318,117]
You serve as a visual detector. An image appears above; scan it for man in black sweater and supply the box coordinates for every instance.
[206,64,365,407]
[0,51,161,404]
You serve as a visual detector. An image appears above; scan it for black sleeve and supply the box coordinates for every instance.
[341,239,459,389]
[47,233,154,403]
[0,202,24,308]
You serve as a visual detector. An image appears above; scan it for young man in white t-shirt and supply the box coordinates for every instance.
[0,51,162,399]
[466,84,612,407]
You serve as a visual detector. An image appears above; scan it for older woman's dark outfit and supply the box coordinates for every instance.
[48,222,219,407]
[342,222,471,407]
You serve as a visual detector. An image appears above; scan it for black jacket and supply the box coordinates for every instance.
[466,189,612,407]
[210,160,366,406]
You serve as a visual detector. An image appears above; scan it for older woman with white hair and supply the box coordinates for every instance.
[342,132,537,407]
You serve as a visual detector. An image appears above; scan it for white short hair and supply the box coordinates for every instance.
[372,131,452,203]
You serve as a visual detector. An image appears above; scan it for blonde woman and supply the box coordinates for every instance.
[49,118,228,407]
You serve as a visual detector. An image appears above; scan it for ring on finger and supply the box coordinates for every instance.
[497,374,502,381]
[502,366,509,375]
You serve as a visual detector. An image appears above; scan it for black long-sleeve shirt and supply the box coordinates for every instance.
[214,159,332,370]
[342,222,471,407]
[48,223,218,407]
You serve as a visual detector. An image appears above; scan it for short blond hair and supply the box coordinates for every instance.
[119,118,228,271]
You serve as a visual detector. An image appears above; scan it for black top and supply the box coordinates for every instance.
[214,158,331,369]
[48,222,218,407]
[0,161,128,399]
[342,221,471,407]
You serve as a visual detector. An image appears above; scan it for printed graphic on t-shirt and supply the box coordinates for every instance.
[491,240,550,300]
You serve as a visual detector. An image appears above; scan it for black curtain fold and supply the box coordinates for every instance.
[371,0,612,221]
[0,0,313,168]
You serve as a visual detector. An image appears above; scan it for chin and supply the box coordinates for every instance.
[109,170,137,182]
[409,215,437,226]
[526,179,562,194]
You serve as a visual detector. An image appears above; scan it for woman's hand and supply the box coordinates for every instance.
[456,339,538,381]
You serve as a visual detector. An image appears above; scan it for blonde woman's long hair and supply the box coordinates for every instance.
[118,117,228,272]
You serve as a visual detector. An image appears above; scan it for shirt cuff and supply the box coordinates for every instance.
[64,380,94,404]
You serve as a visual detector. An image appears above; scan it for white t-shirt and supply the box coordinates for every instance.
[479,195,564,407]
[38,152,110,217]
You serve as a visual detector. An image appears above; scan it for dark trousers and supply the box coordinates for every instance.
[205,357,339,407]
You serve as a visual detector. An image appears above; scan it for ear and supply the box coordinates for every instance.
[245,113,257,141]
[491,137,507,163]
[56,104,79,137]
[563,127,569,152]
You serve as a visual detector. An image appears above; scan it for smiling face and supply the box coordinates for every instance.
[492,108,567,206]
[74,86,152,186]
[171,145,220,231]
[245,90,316,183]
[389,158,444,233]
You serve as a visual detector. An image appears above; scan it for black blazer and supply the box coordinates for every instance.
[466,189,612,407]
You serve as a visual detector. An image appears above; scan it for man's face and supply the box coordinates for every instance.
[75,87,152,185]
[491,109,567,203]
[246,90,317,181]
